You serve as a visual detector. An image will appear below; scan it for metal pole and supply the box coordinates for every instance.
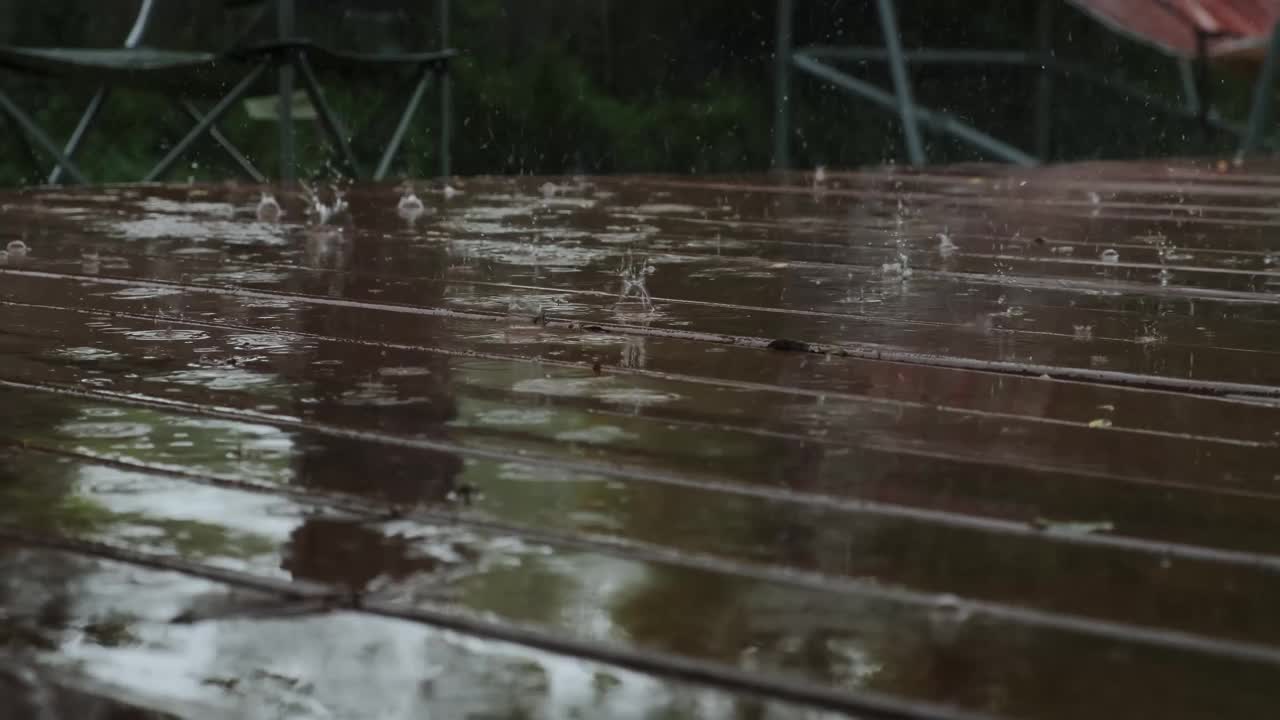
[144,62,269,182]
[1194,29,1212,139]
[1177,59,1201,115]
[1241,20,1280,156]
[375,68,433,180]
[48,89,107,184]
[875,0,925,165]
[792,53,1036,166]
[277,0,296,182]
[294,52,362,178]
[773,0,792,170]
[50,0,157,184]
[1033,0,1054,162]
[176,100,267,182]
[0,90,90,184]
[439,0,452,178]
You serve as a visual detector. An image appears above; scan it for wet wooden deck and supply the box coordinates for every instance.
[1,161,1279,718]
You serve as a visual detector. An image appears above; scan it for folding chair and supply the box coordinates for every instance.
[215,0,456,182]
[773,0,1280,168]
[0,0,269,184]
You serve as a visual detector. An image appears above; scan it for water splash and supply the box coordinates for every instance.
[301,181,348,225]
[1136,320,1164,345]
[255,192,282,223]
[936,232,958,255]
[1100,248,1120,264]
[397,187,427,223]
[811,165,827,196]
[1087,190,1102,217]
[880,255,912,279]
[616,252,656,310]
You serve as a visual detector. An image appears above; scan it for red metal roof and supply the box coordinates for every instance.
[1067,0,1280,57]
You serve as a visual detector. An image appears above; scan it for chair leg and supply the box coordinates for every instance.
[0,89,89,184]
[774,0,792,171]
[277,0,296,183]
[175,100,267,182]
[4,108,43,182]
[1033,0,1054,163]
[438,0,451,178]
[439,62,451,179]
[373,66,433,181]
[1241,20,1280,157]
[48,86,108,185]
[1177,58,1201,116]
[350,71,423,154]
[875,0,926,166]
[293,52,363,179]
[143,61,269,182]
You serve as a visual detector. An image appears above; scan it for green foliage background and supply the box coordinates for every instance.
[0,0,1266,185]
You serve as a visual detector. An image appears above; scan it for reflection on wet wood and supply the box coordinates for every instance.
[2,159,1280,718]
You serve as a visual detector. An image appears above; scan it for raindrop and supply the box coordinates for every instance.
[1072,324,1094,340]
[1100,248,1120,263]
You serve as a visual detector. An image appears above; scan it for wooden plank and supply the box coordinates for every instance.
[3,167,1280,719]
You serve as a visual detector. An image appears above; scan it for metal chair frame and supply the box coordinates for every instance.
[241,0,455,183]
[773,0,1280,169]
[0,0,455,184]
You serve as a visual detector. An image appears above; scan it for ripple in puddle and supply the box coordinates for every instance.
[511,376,610,398]
[160,368,276,391]
[497,462,606,483]
[59,421,152,439]
[125,329,209,342]
[475,408,554,426]
[595,389,680,406]
[50,347,124,362]
[202,269,289,284]
[378,366,434,377]
[105,287,184,300]
[555,425,635,443]
[227,334,298,351]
